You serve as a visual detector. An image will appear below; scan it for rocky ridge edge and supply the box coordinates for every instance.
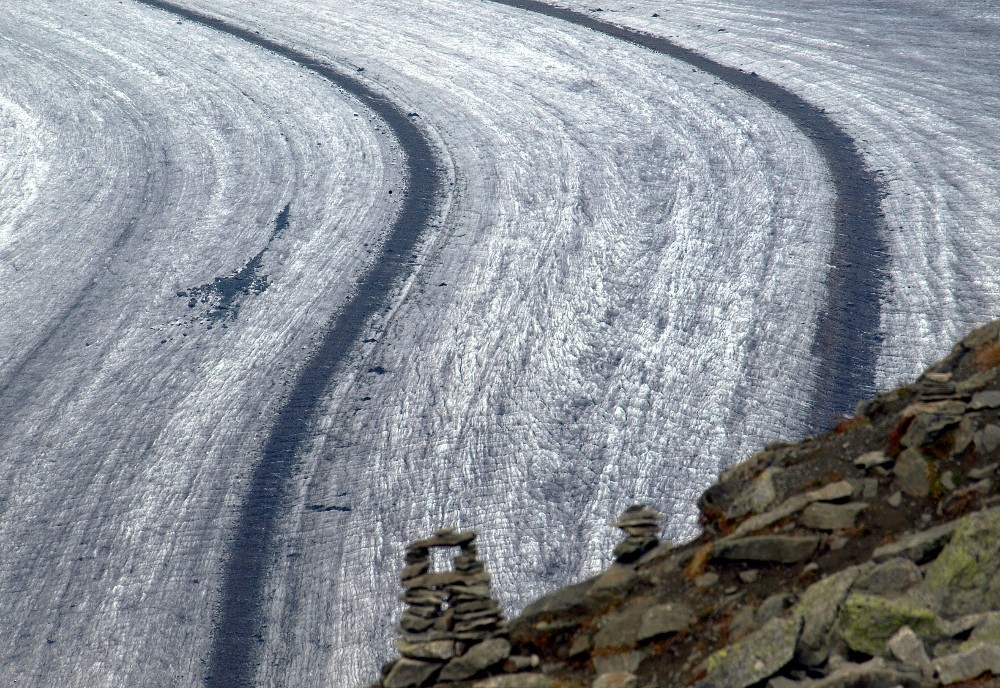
[373,320,1000,688]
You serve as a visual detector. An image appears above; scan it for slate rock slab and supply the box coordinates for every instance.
[696,615,801,688]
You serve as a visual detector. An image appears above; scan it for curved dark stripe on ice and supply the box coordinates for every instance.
[132,2,443,686]
[490,0,888,429]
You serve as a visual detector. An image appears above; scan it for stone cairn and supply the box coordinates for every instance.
[382,528,540,688]
[610,504,664,563]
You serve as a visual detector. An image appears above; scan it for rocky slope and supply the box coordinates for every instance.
[373,320,1000,688]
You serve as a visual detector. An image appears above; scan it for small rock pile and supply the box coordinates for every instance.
[381,528,543,688]
[610,504,664,562]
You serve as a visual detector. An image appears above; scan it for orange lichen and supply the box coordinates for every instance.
[974,343,1000,370]
[684,544,713,582]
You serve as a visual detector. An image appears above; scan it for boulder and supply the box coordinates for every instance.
[439,638,511,682]
[713,535,820,564]
[793,565,869,666]
[922,509,1000,616]
[696,615,801,688]
[838,593,943,657]
[593,604,645,650]
[383,658,441,688]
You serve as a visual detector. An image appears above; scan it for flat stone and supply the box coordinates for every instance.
[805,480,855,503]
[592,651,646,675]
[439,638,511,682]
[968,462,998,480]
[636,602,693,642]
[893,449,930,498]
[872,519,961,563]
[695,572,719,589]
[613,534,657,561]
[592,672,637,688]
[838,593,943,656]
[586,564,638,599]
[804,657,923,688]
[383,658,441,688]
[473,674,552,688]
[965,320,1000,349]
[610,504,663,528]
[401,562,431,580]
[696,615,801,688]
[854,557,923,596]
[901,410,963,449]
[730,494,811,538]
[798,502,868,531]
[713,535,820,564]
[975,424,1000,453]
[971,390,1000,409]
[400,614,438,633]
[923,509,1000,616]
[933,644,1000,685]
[886,626,932,675]
[396,640,456,661]
[403,571,490,589]
[854,450,891,469]
[794,564,869,666]
[410,531,476,549]
[962,612,1000,651]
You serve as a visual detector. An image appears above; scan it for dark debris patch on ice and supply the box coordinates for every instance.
[177,204,290,327]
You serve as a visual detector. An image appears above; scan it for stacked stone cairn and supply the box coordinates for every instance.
[610,504,664,563]
[382,528,541,688]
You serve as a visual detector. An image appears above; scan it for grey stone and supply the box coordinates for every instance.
[755,593,794,627]
[794,565,869,666]
[751,468,781,514]
[396,639,455,661]
[886,626,932,675]
[383,658,441,688]
[593,604,645,650]
[592,651,645,675]
[855,451,892,469]
[730,494,811,538]
[713,535,821,564]
[887,491,903,508]
[409,530,476,549]
[473,675,552,688]
[586,564,638,598]
[971,390,1000,409]
[975,424,1000,453]
[739,570,759,584]
[400,613,437,633]
[798,502,868,531]
[805,480,855,502]
[804,657,926,688]
[893,449,930,498]
[923,509,1000,616]
[636,602,693,642]
[968,462,998,480]
[939,470,957,491]
[933,644,1000,685]
[439,638,511,682]
[838,593,943,656]
[695,572,719,589]
[696,615,801,688]
[856,478,879,500]
[871,520,962,563]
[901,411,963,448]
[591,672,637,688]
[962,320,1000,349]
[613,534,657,560]
[730,606,757,642]
[502,654,539,672]
[568,633,591,657]
[956,367,1000,393]
[854,558,923,596]
[953,416,977,455]
[610,504,663,528]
